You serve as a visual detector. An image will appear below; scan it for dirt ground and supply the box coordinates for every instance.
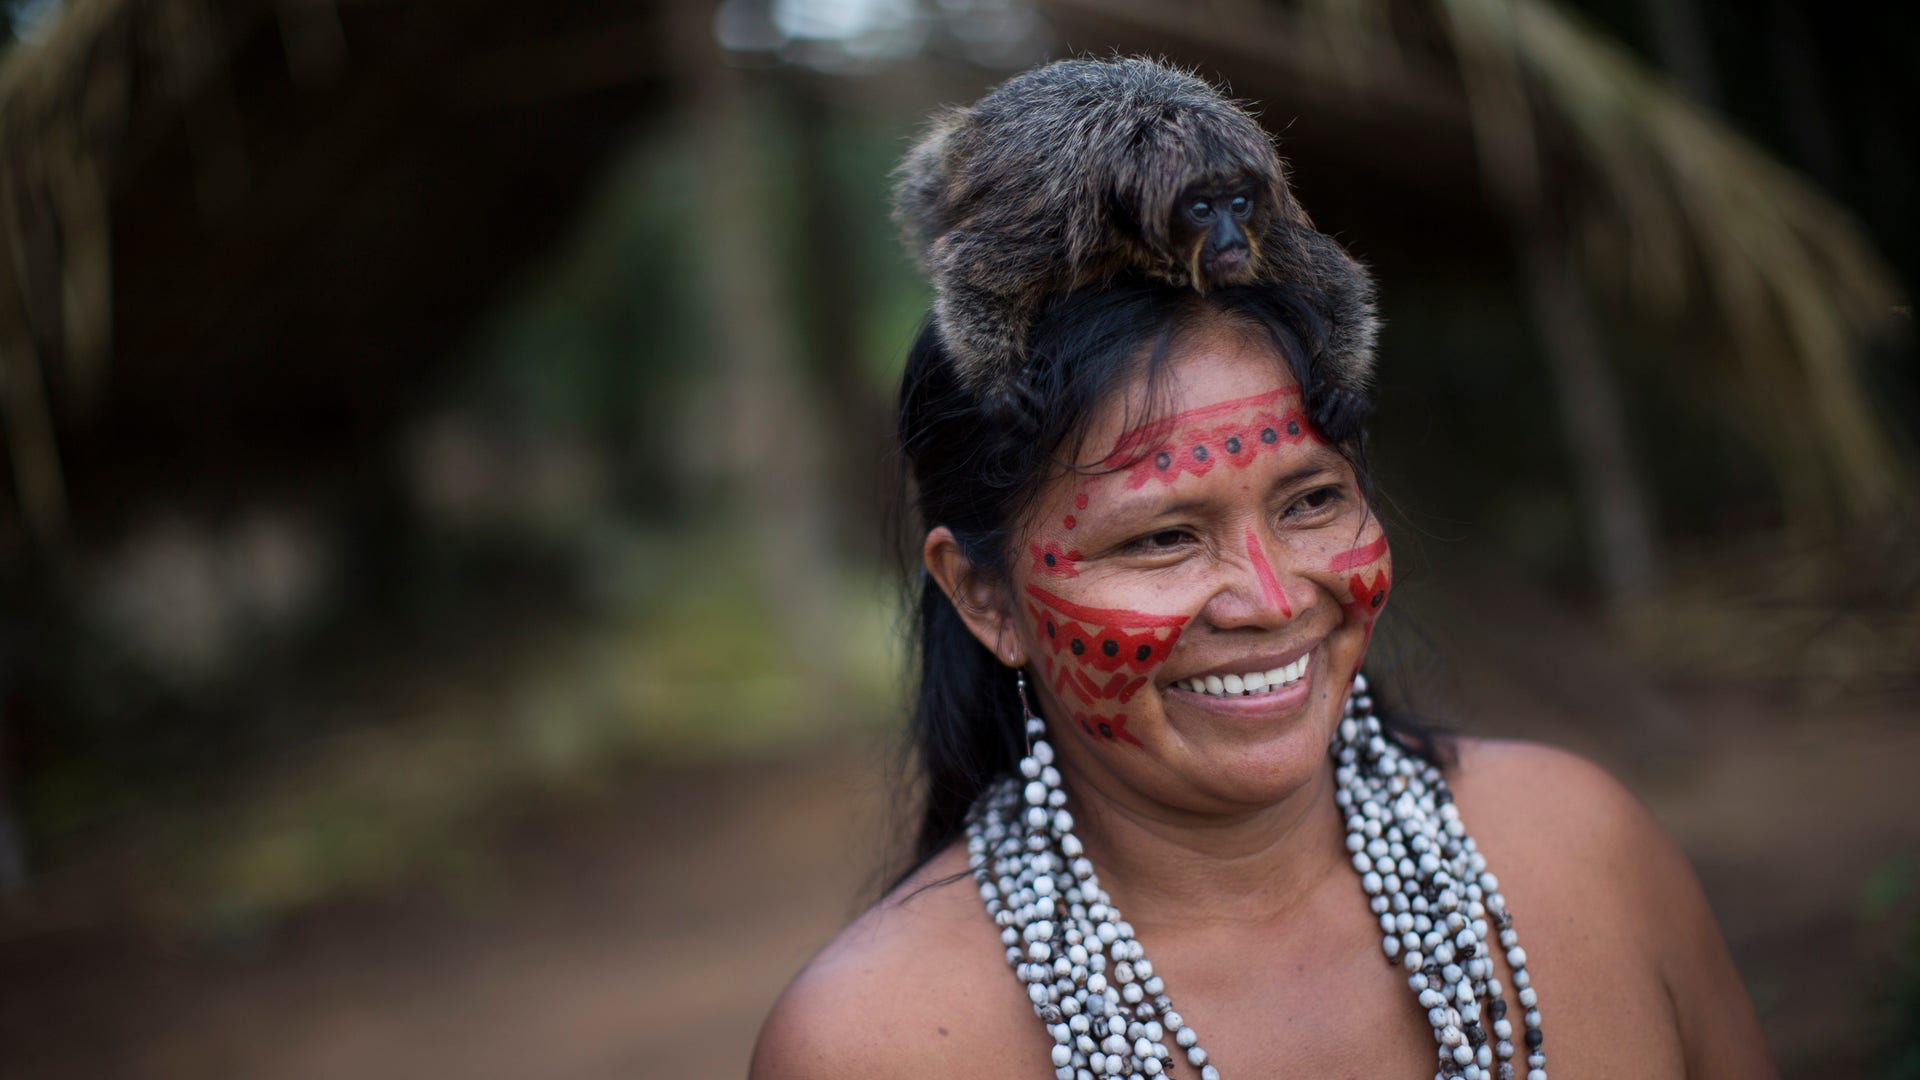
[4,581,1918,1079]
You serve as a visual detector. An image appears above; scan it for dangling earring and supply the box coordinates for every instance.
[1016,669,1042,754]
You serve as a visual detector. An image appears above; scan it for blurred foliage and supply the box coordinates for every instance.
[0,0,1913,943]
[1867,856,1920,1078]
[3,107,925,899]
[34,527,901,934]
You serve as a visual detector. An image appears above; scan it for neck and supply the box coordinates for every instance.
[1064,756,1348,936]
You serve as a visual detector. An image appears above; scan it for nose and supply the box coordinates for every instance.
[1200,526,1298,631]
[1241,526,1295,620]
[1209,216,1248,253]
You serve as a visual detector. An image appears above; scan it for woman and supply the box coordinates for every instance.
[753,68,1773,1080]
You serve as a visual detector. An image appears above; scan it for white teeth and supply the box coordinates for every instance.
[1183,654,1313,697]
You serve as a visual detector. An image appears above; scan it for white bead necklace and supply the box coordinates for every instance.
[965,673,1547,1080]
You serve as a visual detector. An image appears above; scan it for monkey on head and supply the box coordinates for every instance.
[893,57,1378,438]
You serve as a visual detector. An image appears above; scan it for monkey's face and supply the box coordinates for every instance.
[1175,183,1263,290]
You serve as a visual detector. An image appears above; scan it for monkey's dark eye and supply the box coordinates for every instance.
[1229,195,1250,216]
[1187,199,1213,222]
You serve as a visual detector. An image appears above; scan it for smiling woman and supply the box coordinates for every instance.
[750,57,1774,1080]
[940,312,1390,815]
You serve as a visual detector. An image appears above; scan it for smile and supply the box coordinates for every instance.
[1177,653,1310,698]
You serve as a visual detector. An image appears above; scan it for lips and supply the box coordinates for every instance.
[1174,652,1310,698]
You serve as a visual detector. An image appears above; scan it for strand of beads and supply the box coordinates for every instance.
[967,674,1544,1080]
[967,715,1218,1080]
[1333,675,1545,1080]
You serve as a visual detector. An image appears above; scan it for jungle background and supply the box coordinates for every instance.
[0,0,1916,1077]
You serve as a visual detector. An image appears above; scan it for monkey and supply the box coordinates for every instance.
[893,57,1379,436]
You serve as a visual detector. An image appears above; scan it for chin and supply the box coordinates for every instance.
[1174,709,1341,810]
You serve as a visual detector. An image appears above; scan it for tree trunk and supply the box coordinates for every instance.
[1519,228,1658,607]
[682,53,841,658]
[785,76,892,561]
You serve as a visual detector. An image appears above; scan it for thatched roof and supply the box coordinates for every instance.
[3,0,1907,551]
[0,0,679,546]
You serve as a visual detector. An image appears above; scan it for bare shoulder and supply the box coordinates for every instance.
[1445,737,1695,953]
[1446,737,1657,857]
[1443,736,1777,1078]
[750,843,1040,1079]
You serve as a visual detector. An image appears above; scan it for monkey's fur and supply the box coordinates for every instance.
[894,57,1379,432]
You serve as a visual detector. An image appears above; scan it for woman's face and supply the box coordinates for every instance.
[1005,312,1390,812]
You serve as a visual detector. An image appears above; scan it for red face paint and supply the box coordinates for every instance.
[1328,534,1388,573]
[1243,527,1294,619]
[1025,584,1187,747]
[1341,566,1392,677]
[1029,541,1084,578]
[1101,387,1318,490]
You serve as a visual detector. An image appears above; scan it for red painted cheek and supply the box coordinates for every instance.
[1029,541,1083,578]
[1346,570,1389,614]
[1341,568,1392,675]
[1328,535,1388,573]
[1026,584,1187,750]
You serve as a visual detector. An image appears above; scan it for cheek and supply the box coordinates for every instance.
[1327,532,1392,672]
[1024,584,1188,750]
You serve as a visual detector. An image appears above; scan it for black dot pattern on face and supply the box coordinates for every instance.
[1225,436,1242,454]
[1046,621,1056,638]
[1101,639,1118,657]
[1287,419,1301,436]
[1192,445,1208,461]
[1135,644,1152,662]
[1155,451,1172,471]
[1098,722,1114,738]
[1044,552,1057,567]
[1371,592,1385,609]
[1071,639,1085,655]
[1261,427,1278,444]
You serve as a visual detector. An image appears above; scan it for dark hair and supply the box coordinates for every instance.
[896,274,1419,868]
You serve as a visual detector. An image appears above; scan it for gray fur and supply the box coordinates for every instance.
[893,57,1378,410]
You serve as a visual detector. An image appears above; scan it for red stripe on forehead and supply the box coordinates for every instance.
[1024,584,1190,628]
[1104,386,1299,459]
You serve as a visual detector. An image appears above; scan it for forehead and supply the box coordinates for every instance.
[1073,313,1302,468]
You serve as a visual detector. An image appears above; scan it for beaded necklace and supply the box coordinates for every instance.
[964,674,1547,1080]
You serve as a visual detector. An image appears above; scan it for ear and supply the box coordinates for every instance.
[924,526,1025,667]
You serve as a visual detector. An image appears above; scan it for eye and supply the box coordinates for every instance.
[1187,199,1213,222]
[1128,528,1193,552]
[1286,486,1344,516]
[1229,194,1250,217]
